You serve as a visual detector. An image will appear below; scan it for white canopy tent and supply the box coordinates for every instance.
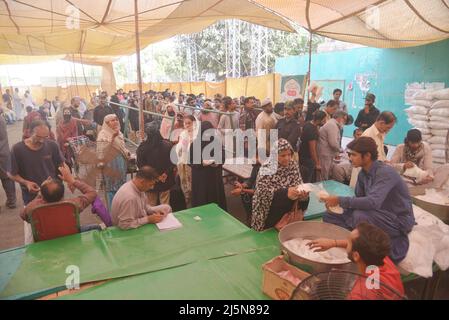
[1,0,448,132]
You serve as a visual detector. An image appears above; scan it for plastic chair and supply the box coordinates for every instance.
[29,201,80,242]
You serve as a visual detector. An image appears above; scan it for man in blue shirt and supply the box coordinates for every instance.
[321,136,415,264]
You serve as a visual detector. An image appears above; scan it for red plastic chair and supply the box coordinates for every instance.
[30,201,81,242]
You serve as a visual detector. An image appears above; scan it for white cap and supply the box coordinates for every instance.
[261,98,272,108]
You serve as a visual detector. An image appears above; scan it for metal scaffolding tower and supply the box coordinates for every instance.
[250,24,269,76]
[186,34,199,82]
[225,19,241,78]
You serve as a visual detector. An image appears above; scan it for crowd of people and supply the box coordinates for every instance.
[0,84,439,299]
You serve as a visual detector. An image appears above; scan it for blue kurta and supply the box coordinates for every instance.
[323,161,416,263]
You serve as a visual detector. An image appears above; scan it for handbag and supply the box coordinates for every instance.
[274,200,304,231]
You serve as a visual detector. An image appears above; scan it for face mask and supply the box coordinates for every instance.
[168,111,175,117]
[63,114,71,121]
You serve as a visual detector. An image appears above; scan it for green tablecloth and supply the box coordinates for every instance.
[0,204,280,300]
[58,245,279,300]
[0,181,354,300]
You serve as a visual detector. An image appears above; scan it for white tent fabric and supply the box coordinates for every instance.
[0,0,293,64]
[253,0,449,48]
[0,0,448,65]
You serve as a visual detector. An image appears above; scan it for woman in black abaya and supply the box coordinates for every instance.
[189,121,227,210]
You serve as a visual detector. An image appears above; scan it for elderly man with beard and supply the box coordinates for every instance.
[255,99,278,155]
[10,120,65,244]
[11,120,64,205]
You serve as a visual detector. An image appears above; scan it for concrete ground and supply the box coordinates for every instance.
[0,121,447,299]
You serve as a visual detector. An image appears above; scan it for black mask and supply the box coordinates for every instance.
[63,115,71,121]
[168,111,175,117]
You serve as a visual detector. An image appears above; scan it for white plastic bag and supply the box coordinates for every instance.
[403,165,430,183]
[314,183,344,214]
[399,226,436,278]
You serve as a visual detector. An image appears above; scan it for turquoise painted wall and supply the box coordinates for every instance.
[275,39,449,145]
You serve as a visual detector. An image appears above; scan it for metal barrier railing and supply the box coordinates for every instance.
[109,101,175,146]
[110,98,264,154]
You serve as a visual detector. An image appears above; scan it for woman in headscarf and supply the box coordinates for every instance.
[97,113,132,208]
[110,94,125,133]
[189,121,227,210]
[175,115,198,208]
[56,107,78,168]
[160,104,177,140]
[198,100,219,128]
[137,120,176,206]
[251,138,310,231]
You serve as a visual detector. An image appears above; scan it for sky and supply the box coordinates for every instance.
[0,38,176,88]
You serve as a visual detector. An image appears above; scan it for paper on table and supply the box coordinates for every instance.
[156,213,183,231]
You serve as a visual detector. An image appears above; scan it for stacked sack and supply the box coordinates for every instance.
[406,90,432,143]
[428,88,449,164]
[406,88,449,164]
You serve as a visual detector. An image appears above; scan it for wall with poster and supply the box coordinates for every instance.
[314,79,346,103]
[275,39,449,145]
[280,75,306,102]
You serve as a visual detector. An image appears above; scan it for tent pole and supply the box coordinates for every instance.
[307,31,313,103]
[134,0,144,140]
[79,53,92,99]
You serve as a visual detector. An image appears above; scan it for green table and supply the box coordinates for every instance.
[0,204,280,300]
[57,245,279,300]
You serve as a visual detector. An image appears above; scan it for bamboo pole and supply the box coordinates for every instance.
[134,0,144,139]
[307,31,313,103]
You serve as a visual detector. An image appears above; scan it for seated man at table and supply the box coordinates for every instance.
[21,163,100,232]
[321,137,415,264]
[111,165,172,230]
[390,129,433,185]
[308,222,405,300]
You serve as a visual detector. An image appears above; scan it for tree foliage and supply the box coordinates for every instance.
[114,20,324,84]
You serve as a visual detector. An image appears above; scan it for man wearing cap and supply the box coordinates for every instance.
[275,101,301,153]
[255,99,278,153]
[390,129,433,184]
[355,93,380,131]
